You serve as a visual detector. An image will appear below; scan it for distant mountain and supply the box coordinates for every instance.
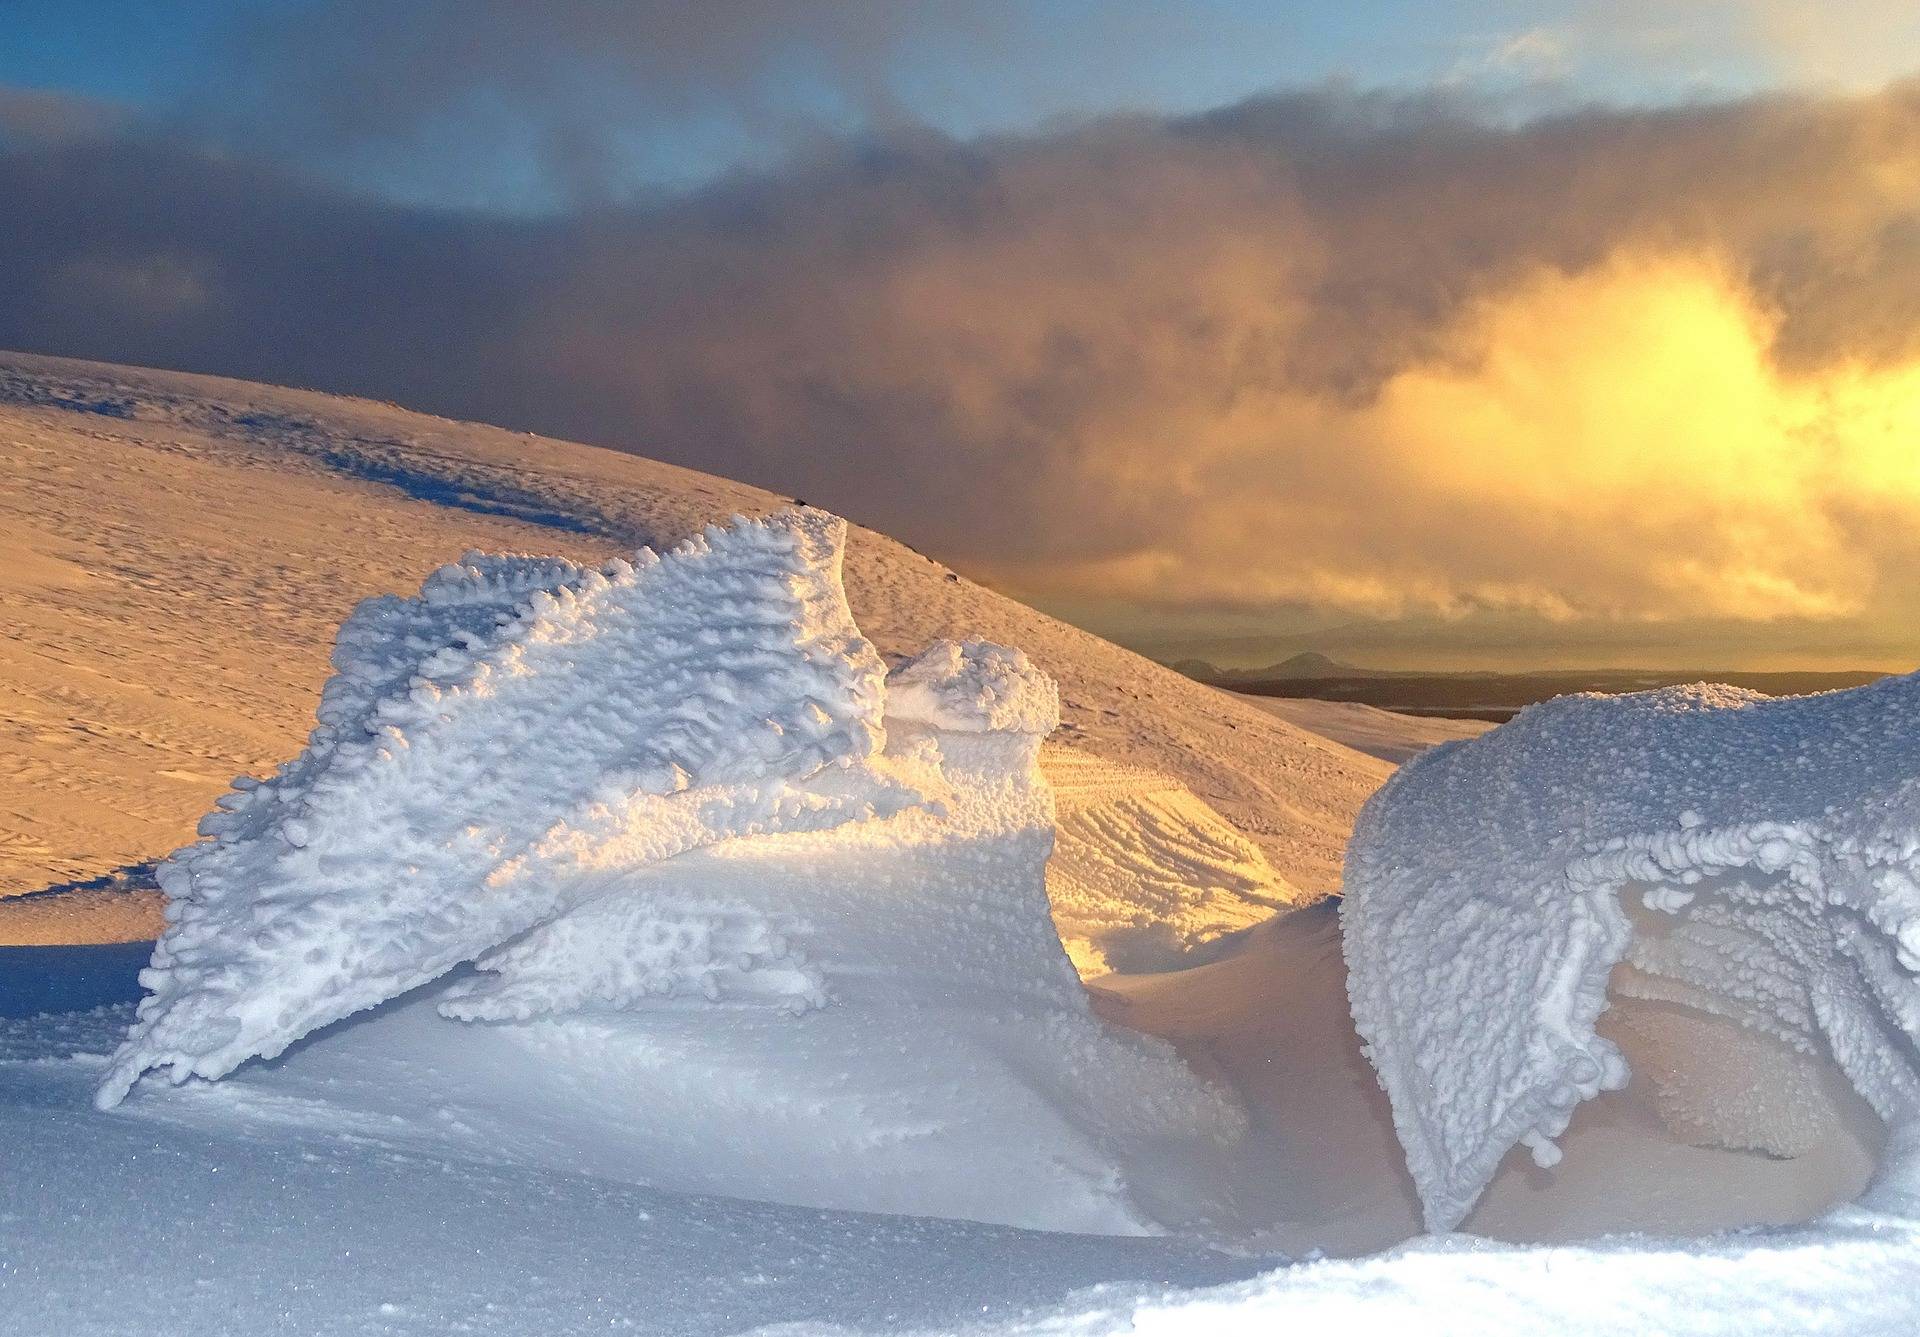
[1166,658,1226,682]
[1255,651,1378,680]
[1166,651,1382,684]
[1161,648,1890,721]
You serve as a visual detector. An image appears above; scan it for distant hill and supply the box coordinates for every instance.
[1160,652,1891,722]
[1170,651,1382,684]
[1256,651,1379,679]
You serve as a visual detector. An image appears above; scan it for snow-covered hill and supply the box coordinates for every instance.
[8,352,1920,1335]
[0,351,1382,936]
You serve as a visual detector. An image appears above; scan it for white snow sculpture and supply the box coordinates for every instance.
[95,508,1236,1236]
[1343,677,1920,1231]
[97,509,908,1106]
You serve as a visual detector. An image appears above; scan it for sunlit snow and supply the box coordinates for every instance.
[6,355,1920,1335]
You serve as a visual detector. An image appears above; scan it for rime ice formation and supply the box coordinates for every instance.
[96,509,898,1106]
[93,509,1240,1232]
[1343,676,1920,1231]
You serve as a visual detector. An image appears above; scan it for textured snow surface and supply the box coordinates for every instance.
[97,509,900,1105]
[1045,748,1305,975]
[92,511,1243,1230]
[1344,675,1920,1230]
[886,638,1060,736]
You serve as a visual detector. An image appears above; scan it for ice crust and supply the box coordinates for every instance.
[1343,676,1920,1230]
[98,510,900,1106]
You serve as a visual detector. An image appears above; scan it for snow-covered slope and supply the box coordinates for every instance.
[0,351,1386,931]
[1046,746,1308,974]
[1344,677,1920,1231]
[12,351,1920,1334]
[1234,694,1494,764]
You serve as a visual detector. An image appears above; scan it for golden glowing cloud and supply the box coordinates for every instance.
[1019,251,1920,630]
[9,78,1919,660]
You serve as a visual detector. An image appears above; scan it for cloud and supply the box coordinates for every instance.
[1445,29,1575,89]
[185,0,1277,206]
[3,79,1919,660]
[0,85,127,150]
[1037,251,1920,628]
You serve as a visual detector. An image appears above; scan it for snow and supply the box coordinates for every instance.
[932,1214,1920,1336]
[886,638,1060,736]
[1234,693,1494,764]
[4,1008,1274,1337]
[1343,676,1920,1231]
[0,350,1386,909]
[1046,749,1306,974]
[93,509,1245,1233]
[10,1000,1920,1335]
[7,351,1920,1334]
[0,867,162,946]
[97,510,900,1105]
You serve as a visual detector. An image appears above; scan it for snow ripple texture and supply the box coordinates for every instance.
[1343,676,1920,1230]
[97,509,908,1106]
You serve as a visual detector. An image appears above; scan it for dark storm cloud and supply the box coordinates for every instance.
[3,80,1919,640]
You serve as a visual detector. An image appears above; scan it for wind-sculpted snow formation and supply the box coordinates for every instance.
[95,508,1240,1232]
[1344,674,1920,1231]
[96,509,896,1105]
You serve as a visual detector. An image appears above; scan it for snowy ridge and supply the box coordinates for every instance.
[97,510,902,1106]
[1343,676,1920,1230]
[4,350,1388,907]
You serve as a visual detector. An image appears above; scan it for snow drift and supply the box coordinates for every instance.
[1344,676,1920,1231]
[96,508,1241,1232]
[1045,749,1303,975]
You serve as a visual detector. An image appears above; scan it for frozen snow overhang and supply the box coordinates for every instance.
[1341,677,1920,1231]
[95,508,906,1108]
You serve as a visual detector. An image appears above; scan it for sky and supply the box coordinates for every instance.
[2,1,1919,669]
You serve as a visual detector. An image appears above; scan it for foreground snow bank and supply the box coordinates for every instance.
[97,508,1240,1231]
[1344,676,1920,1230]
[983,1212,1920,1337]
[14,1002,1920,1335]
